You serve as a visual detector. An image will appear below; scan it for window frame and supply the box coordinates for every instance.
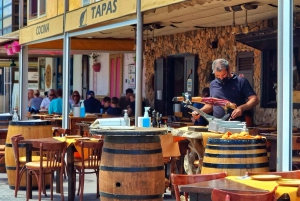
[28,0,46,21]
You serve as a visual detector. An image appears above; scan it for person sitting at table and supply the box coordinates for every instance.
[84,90,101,113]
[106,97,122,116]
[127,94,146,117]
[191,87,212,126]
[69,90,81,110]
[101,96,111,114]
[48,88,63,114]
[119,88,134,110]
[40,89,56,110]
[28,90,43,113]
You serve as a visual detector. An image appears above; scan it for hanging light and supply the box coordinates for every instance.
[242,5,249,34]
[10,60,16,67]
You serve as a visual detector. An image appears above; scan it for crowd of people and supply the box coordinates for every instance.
[27,87,140,117]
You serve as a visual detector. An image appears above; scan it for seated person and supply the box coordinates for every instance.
[84,90,101,113]
[28,90,43,113]
[48,88,63,114]
[127,94,146,117]
[191,87,212,126]
[119,88,133,110]
[102,96,111,114]
[106,97,122,116]
[40,89,56,110]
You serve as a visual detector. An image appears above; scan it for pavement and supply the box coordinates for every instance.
[0,172,176,201]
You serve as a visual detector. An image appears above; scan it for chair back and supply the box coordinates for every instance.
[32,141,67,171]
[10,134,24,164]
[53,128,71,137]
[171,172,227,201]
[75,140,104,168]
[211,187,277,201]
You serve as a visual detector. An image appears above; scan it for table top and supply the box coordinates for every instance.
[179,178,268,194]
[21,137,61,144]
[90,127,167,136]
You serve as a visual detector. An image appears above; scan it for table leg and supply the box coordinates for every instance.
[67,145,75,201]
[268,139,277,171]
[26,144,33,199]
[186,139,204,174]
[56,170,61,193]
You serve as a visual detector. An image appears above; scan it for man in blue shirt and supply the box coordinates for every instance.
[84,91,101,113]
[192,58,259,122]
[48,88,63,114]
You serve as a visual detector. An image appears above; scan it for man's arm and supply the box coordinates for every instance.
[231,94,259,119]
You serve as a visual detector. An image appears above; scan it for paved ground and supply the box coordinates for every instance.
[0,172,176,201]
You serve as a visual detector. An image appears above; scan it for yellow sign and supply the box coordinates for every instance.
[141,0,186,12]
[19,15,64,44]
[65,0,136,32]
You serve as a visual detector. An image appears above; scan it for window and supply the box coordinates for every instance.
[82,0,90,6]
[29,0,45,20]
[261,48,300,108]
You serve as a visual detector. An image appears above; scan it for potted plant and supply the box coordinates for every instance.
[90,53,101,72]
[5,44,14,55]
[11,41,21,53]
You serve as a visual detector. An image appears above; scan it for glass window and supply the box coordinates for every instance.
[29,0,37,20]
[3,5,11,18]
[82,0,90,6]
[3,0,11,7]
[3,26,11,35]
[39,0,45,15]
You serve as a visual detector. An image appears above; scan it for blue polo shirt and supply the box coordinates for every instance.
[48,97,62,114]
[210,74,256,121]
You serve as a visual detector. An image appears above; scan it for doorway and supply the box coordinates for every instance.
[109,54,123,98]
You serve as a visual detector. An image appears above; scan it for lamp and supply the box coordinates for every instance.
[10,60,16,67]
[241,5,249,34]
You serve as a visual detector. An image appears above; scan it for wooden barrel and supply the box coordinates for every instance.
[201,138,269,176]
[0,115,11,173]
[5,120,52,190]
[100,136,165,201]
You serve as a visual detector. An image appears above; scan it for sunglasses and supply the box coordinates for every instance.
[73,95,80,97]
[49,94,54,96]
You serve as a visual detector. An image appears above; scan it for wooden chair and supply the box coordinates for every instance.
[25,141,67,201]
[211,187,277,201]
[171,172,227,201]
[11,134,46,198]
[53,128,71,137]
[74,140,104,201]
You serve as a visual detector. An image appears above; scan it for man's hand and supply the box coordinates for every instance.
[231,107,243,119]
[191,111,200,120]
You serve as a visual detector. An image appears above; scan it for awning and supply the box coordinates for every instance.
[28,38,135,51]
[235,28,300,50]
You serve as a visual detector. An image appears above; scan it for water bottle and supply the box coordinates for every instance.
[12,110,19,121]
[80,101,85,117]
[100,108,103,115]
[123,110,130,126]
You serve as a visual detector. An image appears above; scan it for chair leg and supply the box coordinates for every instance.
[26,171,30,201]
[50,172,54,200]
[77,169,82,196]
[96,170,100,198]
[80,170,85,201]
[38,171,42,201]
[60,167,64,201]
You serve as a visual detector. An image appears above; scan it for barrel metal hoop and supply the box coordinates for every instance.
[5,143,27,148]
[204,152,268,158]
[5,166,17,170]
[205,145,267,150]
[100,192,162,199]
[103,148,162,155]
[202,162,269,169]
[100,166,164,172]
[207,138,266,145]
[9,121,51,125]
[104,136,160,144]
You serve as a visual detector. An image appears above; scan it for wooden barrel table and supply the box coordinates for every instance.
[201,138,269,176]
[5,120,53,190]
[90,127,167,201]
[0,114,12,173]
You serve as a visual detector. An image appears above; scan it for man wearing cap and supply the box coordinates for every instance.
[84,90,102,113]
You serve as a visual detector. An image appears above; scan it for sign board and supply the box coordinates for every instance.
[14,71,39,81]
[141,0,186,12]
[19,15,64,44]
[65,0,136,32]
[128,64,136,89]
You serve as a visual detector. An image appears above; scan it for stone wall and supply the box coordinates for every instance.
[144,17,300,127]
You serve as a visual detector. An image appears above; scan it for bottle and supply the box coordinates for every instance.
[12,110,19,121]
[100,108,103,115]
[80,101,85,117]
[123,110,130,126]
[152,110,157,127]
[241,122,249,134]
[142,107,151,127]
[158,114,163,128]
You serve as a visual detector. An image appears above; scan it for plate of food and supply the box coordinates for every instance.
[277,179,300,187]
[250,175,282,181]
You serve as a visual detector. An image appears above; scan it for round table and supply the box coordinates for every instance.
[90,127,167,201]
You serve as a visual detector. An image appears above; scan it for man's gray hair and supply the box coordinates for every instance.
[49,89,55,93]
[212,58,229,74]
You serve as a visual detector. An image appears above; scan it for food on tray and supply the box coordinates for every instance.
[221,131,262,139]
